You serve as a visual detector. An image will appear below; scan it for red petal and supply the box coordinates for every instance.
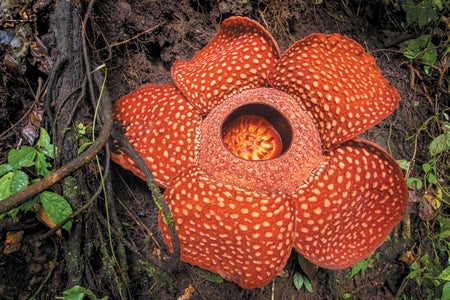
[293,139,408,269]
[269,34,400,149]
[112,84,201,188]
[159,166,294,289]
[172,16,280,115]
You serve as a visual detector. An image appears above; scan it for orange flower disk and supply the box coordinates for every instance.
[112,17,408,289]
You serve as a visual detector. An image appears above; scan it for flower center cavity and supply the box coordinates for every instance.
[221,104,292,161]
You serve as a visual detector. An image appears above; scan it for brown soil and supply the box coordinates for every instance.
[0,0,441,299]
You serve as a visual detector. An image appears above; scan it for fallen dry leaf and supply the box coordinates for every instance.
[177,285,195,300]
[3,230,24,254]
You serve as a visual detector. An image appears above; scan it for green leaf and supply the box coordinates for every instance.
[0,168,31,202]
[293,272,313,292]
[442,282,450,300]
[438,266,450,281]
[411,35,431,51]
[422,48,437,65]
[427,172,438,184]
[402,0,439,28]
[433,0,443,10]
[63,285,86,300]
[439,229,450,239]
[192,267,223,284]
[78,142,92,155]
[429,132,450,156]
[62,285,108,300]
[422,162,432,172]
[0,164,13,177]
[403,0,418,26]
[203,272,223,284]
[303,275,313,293]
[36,128,55,159]
[407,266,424,282]
[418,7,436,28]
[0,172,13,200]
[293,272,304,290]
[396,159,410,171]
[8,146,37,169]
[39,191,73,231]
[76,123,87,135]
[443,45,450,59]
[350,257,370,278]
[438,217,450,239]
[443,121,450,130]
[407,177,423,190]
[400,35,437,64]
[35,152,52,177]
[10,170,29,194]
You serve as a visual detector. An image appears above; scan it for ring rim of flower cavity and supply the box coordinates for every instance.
[198,87,323,193]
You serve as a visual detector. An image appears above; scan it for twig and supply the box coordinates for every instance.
[106,24,163,49]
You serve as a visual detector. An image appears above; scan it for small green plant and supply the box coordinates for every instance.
[0,128,73,231]
[406,254,450,299]
[192,267,224,284]
[429,120,450,157]
[396,0,449,193]
[293,272,313,292]
[349,253,375,278]
[400,34,437,66]
[398,217,450,299]
[398,156,443,191]
[399,0,449,72]
[398,111,449,203]
[397,159,424,189]
[399,0,449,78]
[74,122,93,154]
[58,285,108,300]
[378,1,449,299]
[401,0,445,29]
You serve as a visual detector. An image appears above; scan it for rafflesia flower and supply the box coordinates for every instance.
[112,16,409,289]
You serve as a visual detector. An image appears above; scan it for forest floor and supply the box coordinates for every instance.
[0,0,449,299]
